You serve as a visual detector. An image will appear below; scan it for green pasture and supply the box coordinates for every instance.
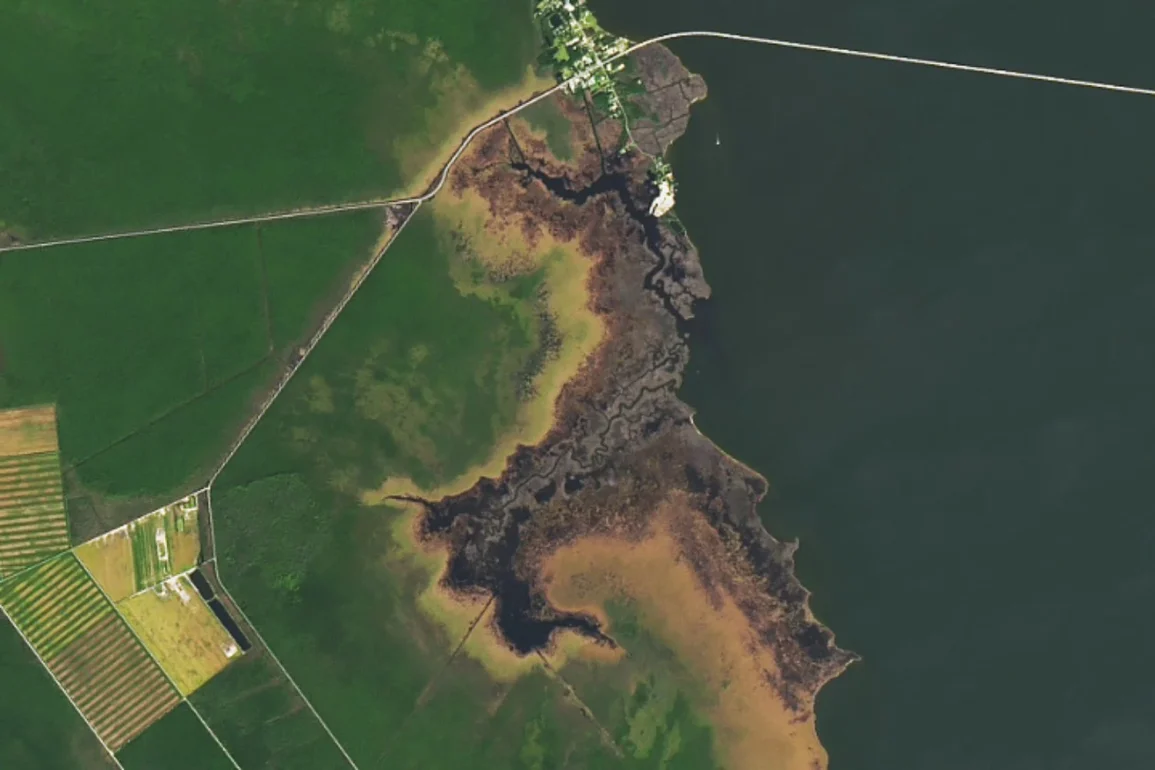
[521,98,576,161]
[210,208,561,764]
[561,603,721,770]
[0,616,116,770]
[189,650,351,770]
[0,210,384,518]
[117,703,235,770]
[0,0,537,239]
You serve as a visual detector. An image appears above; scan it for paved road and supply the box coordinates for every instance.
[5,30,1154,256]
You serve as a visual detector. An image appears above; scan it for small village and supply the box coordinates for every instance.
[534,0,678,216]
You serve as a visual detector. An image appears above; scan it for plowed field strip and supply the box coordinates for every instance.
[0,557,75,613]
[0,512,69,531]
[0,486,65,506]
[0,556,112,656]
[106,689,181,752]
[0,453,63,474]
[0,450,60,471]
[0,406,58,456]
[0,467,63,490]
[0,445,69,577]
[0,535,70,554]
[51,616,122,682]
[46,608,180,751]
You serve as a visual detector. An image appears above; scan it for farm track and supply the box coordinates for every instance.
[2,25,1152,769]
[0,554,180,750]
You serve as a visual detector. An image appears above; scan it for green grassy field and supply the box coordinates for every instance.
[0,615,116,770]
[521,99,576,161]
[0,0,538,239]
[561,604,721,770]
[381,640,622,769]
[210,207,569,764]
[189,650,352,770]
[0,210,384,522]
[117,703,235,770]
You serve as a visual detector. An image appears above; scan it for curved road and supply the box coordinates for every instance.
[4,30,1155,255]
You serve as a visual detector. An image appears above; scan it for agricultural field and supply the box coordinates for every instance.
[0,554,180,751]
[119,575,240,696]
[117,703,236,770]
[0,616,116,770]
[0,405,71,577]
[0,0,538,239]
[189,649,353,770]
[0,210,386,529]
[76,494,201,601]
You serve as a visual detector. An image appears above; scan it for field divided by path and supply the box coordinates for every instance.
[0,405,70,577]
[0,554,180,751]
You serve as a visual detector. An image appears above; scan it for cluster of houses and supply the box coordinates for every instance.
[534,0,678,218]
[535,0,631,110]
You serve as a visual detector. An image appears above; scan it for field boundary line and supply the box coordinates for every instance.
[69,485,210,552]
[202,486,361,770]
[207,200,423,488]
[0,603,127,770]
[5,30,1155,255]
[186,700,244,770]
[73,554,185,701]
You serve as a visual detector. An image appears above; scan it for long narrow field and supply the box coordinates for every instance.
[0,554,181,751]
[0,406,70,576]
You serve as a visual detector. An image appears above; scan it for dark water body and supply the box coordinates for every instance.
[190,569,252,652]
[592,2,1155,768]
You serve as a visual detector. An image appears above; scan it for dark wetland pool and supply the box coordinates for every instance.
[594,1,1155,767]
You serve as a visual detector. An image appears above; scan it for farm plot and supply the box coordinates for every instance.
[129,496,201,591]
[119,575,240,696]
[77,494,201,600]
[0,554,180,751]
[0,405,70,577]
[1,212,387,524]
[190,649,353,770]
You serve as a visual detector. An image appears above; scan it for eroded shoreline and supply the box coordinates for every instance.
[388,44,856,769]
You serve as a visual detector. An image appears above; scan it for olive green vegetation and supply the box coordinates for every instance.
[382,641,623,770]
[0,211,382,514]
[211,208,573,765]
[563,603,720,770]
[521,99,576,161]
[0,0,538,239]
[0,617,115,770]
[117,703,234,770]
[189,650,351,770]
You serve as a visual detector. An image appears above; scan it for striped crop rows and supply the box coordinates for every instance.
[0,554,180,750]
[0,450,71,576]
